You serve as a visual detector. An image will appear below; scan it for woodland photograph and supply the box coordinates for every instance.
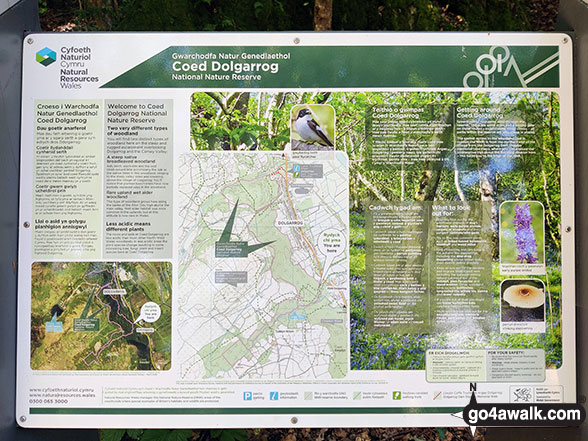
[190,90,562,371]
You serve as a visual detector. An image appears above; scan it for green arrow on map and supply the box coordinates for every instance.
[79,286,97,319]
[88,306,106,319]
[215,200,274,258]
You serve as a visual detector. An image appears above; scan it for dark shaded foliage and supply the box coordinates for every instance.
[41,0,539,32]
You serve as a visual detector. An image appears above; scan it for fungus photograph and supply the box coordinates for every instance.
[500,279,546,333]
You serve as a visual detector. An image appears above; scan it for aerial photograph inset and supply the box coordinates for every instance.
[30,261,172,370]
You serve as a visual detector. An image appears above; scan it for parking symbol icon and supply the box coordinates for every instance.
[243,392,253,401]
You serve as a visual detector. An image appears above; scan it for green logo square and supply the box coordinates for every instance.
[36,47,56,67]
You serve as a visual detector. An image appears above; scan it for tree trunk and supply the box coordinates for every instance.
[545,92,561,252]
[357,171,388,202]
[314,0,333,31]
[228,92,250,115]
[415,168,443,201]
[479,167,498,258]
[414,102,456,201]
[453,108,466,201]
[264,92,284,139]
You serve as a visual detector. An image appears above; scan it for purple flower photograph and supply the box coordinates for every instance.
[500,201,545,265]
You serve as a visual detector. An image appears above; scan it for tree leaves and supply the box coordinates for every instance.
[126,429,144,439]
[211,429,248,441]
[139,429,193,441]
[166,429,195,441]
[101,429,127,441]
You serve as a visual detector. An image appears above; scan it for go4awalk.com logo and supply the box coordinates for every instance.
[36,47,56,67]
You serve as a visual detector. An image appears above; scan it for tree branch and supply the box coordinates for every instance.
[205,92,229,114]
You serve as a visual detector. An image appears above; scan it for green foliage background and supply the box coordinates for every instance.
[43,0,532,32]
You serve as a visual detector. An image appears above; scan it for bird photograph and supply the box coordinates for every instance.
[290,104,335,151]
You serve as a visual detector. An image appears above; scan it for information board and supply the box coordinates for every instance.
[17,32,575,428]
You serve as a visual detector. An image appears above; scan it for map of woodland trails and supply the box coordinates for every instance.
[178,151,349,379]
[30,262,172,370]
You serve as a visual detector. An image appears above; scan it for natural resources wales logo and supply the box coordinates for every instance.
[36,47,56,67]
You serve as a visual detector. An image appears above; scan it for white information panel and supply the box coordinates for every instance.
[17,32,575,428]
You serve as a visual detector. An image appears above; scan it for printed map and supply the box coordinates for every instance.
[30,262,172,370]
[177,151,349,379]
